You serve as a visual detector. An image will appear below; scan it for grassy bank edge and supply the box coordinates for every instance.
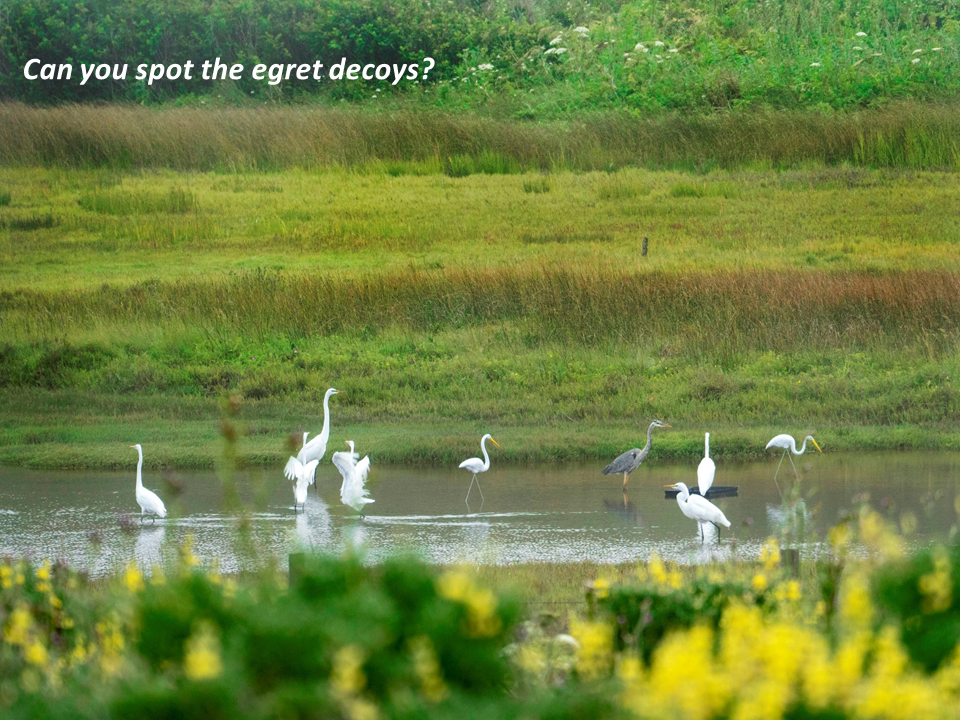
[1,416,956,470]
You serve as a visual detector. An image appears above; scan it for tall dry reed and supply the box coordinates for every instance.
[4,267,958,356]
[0,102,958,171]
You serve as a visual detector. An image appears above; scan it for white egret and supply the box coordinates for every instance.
[287,457,320,511]
[765,433,821,496]
[332,441,374,516]
[459,433,501,507]
[130,444,167,523]
[667,482,730,541]
[284,388,341,483]
[698,432,716,496]
[602,420,671,489]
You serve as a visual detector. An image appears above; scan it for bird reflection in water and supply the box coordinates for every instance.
[603,491,641,524]
[134,523,166,569]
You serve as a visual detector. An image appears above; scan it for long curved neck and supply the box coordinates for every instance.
[796,436,808,455]
[643,423,656,453]
[135,449,143,489]
[676,485,689,502]
[319,393,332,441]
[705,433,710,459]
[481,437,491,470]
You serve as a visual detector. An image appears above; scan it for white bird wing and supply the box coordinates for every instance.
[697,457,716,495]
[687,494,730,527]
[340,456,374,512]
[459,457,484,473]
[766,434,793,450]
[300,434,330,465]
[284,455,303,481]
[332,450,357,480]
[137,486,167,518]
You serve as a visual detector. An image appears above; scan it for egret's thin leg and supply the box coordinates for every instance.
[773,451,786,500]
[713,522,720,540]
[476,478,485,504]
[788,453,799,480]
[465,475,476,505]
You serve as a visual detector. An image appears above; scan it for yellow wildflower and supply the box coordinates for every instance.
[24,639,48,667]
[918,545,951,614]
[180,536,200,569]
[409,635,448,702]
[0,565,12,588]
[759,537,781,572]
[859,507,903,560]
[592,577,611,599]
[649,625,728,720]
[4,605,32,645]
[123,562,144,593]
[36,561,51,581]
[331,645,367,697]
[436,570,501,637]
[752,573,768,592]
[839,572,874,632]
[96,616,125,677]
[570,617,612,681]
[184,623,223,681]
[649,554,668,585]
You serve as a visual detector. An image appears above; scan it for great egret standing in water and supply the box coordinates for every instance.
[460,434,501,507]
[332,441,373,516]
[284,388,340,484]
[765,433,821,497]
[130,444,167,523]
[667,482,730,541]
[602,420,671,489]
[698,432,716,496]
[288,458,320,512]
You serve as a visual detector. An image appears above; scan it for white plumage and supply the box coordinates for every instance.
[697,432,716,496]
[765,433,822,495]
[459,433,501,506]
[130,444,167,522]
[288,457,320,511]
[284,388,340,482]
[668,482,730,540]
[765,433,821,455]
[332,441,374,515]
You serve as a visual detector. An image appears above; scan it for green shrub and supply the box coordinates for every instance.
[874,542,960,671]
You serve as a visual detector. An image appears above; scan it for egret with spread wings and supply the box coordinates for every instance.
[332,441,374,516]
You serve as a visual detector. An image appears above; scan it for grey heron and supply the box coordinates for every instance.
[602,420,671,489]
[667,482,730,541]
[459,434,501,508]
[765,433,821,497]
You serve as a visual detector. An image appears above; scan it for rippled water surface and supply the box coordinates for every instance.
[1,451,958,574]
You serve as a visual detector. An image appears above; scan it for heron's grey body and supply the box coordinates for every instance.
[602,420,671,488]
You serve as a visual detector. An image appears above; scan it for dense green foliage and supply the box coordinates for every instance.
[2,0,959,114]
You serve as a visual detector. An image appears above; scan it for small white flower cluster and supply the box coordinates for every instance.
[573,26,589,36]
[544,47,567,55]
[477,63,494,71]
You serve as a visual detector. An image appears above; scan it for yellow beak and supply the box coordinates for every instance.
[129,445,136,449]
[662,423,673,428]
[663,484,677,489]
[812,438,822,453]
[490,438,502,449]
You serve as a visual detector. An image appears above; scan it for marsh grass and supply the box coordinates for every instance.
[0,189,10,206]
[78,187,198,215]
[2,102,960,173]
[0,213,59,231]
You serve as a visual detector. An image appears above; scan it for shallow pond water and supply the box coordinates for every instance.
[0,451,957,575]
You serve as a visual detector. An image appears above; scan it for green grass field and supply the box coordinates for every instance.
[2,161,959,468]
